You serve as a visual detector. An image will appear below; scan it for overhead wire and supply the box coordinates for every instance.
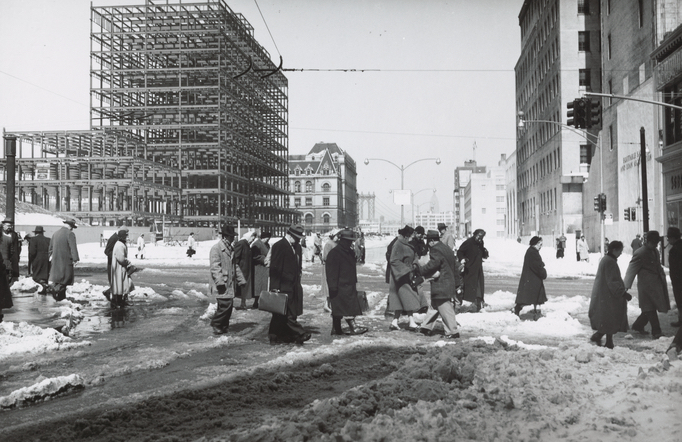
[253,0,281,57]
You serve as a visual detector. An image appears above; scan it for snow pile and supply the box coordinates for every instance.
[10,276,43,293]
[0,374,84,410]
[0,322,91,361]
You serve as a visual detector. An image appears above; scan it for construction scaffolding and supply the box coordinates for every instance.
[89,0,296,231]
[2,130,182,226]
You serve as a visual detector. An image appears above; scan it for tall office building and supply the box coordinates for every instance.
[454,160,486,237]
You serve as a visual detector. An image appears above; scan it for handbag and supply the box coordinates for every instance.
[357,290,370,313]
[258,290,288,315]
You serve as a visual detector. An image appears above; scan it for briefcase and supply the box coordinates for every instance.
[357,290,370,313]
[258,290,288,315]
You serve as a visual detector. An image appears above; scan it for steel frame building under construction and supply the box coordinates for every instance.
[2,0,296,232]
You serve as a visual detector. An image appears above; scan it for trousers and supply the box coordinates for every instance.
[420,298,458,335]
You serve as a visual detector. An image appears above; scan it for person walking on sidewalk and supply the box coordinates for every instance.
[29,226,51,289]
[250,230,271,310]
[110,229,135,308]
[418,230,462,339]
[48,220,80,301]
[667,227,682,328]
[1,219,22,285]
[624,230,670,339]
[388,225,428,331]
[234,230,256,310]
[136,234,145,259]
[326,229,368,336]
[457,228,489,312]
[208,224,241,335]
[513,236,547,319]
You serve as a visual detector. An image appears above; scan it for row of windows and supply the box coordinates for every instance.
[294,197,331,207]
[540,188,558,214]
[518,112,561,164]
[292,166,332,176]
[519,148,561,190]
[304,213,331,224]
[293,181,331,193]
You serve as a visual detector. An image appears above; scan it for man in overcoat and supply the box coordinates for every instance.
[1,219,22,284]
[209,224,241,335]
[250,231,271,310]
[388,225,427,331]
[457,228,489,312]
[0,254,12,323]
[48,220,80,301]
[234,230,256,310]
[268,224,310,344]
[513,236,547,317]
[418,230,462,338]
[326,229,368,336]
[624,230,670,339]
[29,226,51,286]
[666,227,682,327]
[438,223,456,251]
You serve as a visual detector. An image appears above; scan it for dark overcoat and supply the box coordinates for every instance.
[0,257,12,309]
[0,232,20,278]
[326,242,362,316]
[623,244,670,313]
[669,241,682,303]
[48,227,79,286]
[269,237,304,316]
[234,239,253,299]
[29,234,51,282]
[515,246,548,306]
[385,236,399,283]
[251,238,270,297]
[457,237,489,303]
[419,241,461,301]
[588,253,628,333]
[388,236,428,312]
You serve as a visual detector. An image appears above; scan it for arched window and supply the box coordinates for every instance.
[294,181,301,192]
[305,181,313,192]
[322,182,331,192]
[323,214,330,224]
[305,213,314,225]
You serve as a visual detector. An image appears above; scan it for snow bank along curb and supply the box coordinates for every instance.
[0,374,85,410]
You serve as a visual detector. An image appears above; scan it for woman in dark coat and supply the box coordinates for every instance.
[234,231,255,309]
[513,236,547,318]
[0,256,12,322]
[326,229,367,335]
[250,231,271,309]
[388,225,428,331]
[588,241,630,349]
[456,229,489,311]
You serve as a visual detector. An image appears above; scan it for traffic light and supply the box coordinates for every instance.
[586,99,602,129]
[574,99,587,128]
[600,194,607,212]
[624,208,630,221]
[567,100,576,127]
[630,207,636,221]
[594,195,601,212]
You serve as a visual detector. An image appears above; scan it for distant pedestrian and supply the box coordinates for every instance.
[624,230,670,339]
[666,227,682,328]
[457,228,489,312]
[103,230,121,301]
[208,224,240,335]
[25,233,33,276]
[100,233,105,247]
[388,225,428,331]
[604,237,610,254]
[513,236,547,318]
[588,241,630,349]
[234,230,256,310]
[354,231,366,263]
[1,219,22,284]
[109,229,135,308]
[418,230,462,339]
[576,235,589,262]
[313,232,322,263]
[631,234,642,253]
[268,224,311,345]
[556,234,566,259]
[438,223,456,252]
[48,220,80,301]
[29,226,51,287]
[251,231,271,309]
[0,256,12,323]
[326,229,368,336]
[187,232,196,257]
[136,234,145,259]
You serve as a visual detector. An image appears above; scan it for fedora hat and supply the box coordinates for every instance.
[221,224,236,238]
[338,229,356,241]
[63,220,77,228]
[33,226,45,233]
[437,223,447,231]
[2,218,13,224]
[426,230,440,241]
[287,224,305,239]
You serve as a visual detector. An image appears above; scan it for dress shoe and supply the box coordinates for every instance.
[295,332,312,344]
[445,333,460,339]
[652,332,665,340]
[419,328,432,337]
[346,319,368,335]
[389,323,401,331]
[212,325,227,335]
[632,325,649,335]
[590,332,603,346]
[331,329,347,336]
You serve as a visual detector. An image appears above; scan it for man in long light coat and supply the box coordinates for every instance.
[135,234,146,259]
[624,230,670,339]
[110,229,134,308]
[49,220,80,301]
[209,224,241,335]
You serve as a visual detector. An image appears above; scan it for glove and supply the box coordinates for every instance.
[217,284,227,295]
[624,292,632,301]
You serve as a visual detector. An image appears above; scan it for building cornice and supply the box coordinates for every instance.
[652,24,682,62]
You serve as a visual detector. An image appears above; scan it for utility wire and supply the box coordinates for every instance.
[0,70,89,107]
[291,126,516,141]
[253,0,281,57]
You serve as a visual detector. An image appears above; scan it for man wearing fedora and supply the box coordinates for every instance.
[418,230,462,338]
[268,224,311,344]
[438,223,456,252]
[48,220,80,301]
[326,229,368,336]
[1,218,22,284]
[209,224,242,334]
[29,226,51,288]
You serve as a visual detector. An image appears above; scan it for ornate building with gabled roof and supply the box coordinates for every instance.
[288,143,358,233]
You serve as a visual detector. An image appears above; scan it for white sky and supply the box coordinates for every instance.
[0,0,524,220]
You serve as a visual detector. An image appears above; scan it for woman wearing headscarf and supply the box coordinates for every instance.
[457,228,489,311]
[588,241,630,349]
[513,236,547,319]
[388,225,428,331]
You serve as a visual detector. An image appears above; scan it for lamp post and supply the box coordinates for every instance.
[364,157,441,226]
[411,188,436,225]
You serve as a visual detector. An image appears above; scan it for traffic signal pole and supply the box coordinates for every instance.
[640,127,649,233]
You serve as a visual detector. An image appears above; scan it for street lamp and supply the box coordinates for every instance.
[411,188,436,224]
[364,157,441,226]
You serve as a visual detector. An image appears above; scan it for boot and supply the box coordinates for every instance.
[590,332,603,346]
[605,334,614,349]
[513,304,523,316]
[346,318,368,335]
[331,317,345,336]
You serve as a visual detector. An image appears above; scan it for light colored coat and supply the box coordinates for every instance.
[110,240,133,295]
[441,231,456,251]
[388,236,428,312]
[137,236,145,253]
[49,227,79,286]
[209,239,241,298]
[623,244,670,313]
[577,238,589,260]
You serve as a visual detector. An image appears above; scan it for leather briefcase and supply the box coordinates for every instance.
[258,290,288,315]
[357,290,370,313]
